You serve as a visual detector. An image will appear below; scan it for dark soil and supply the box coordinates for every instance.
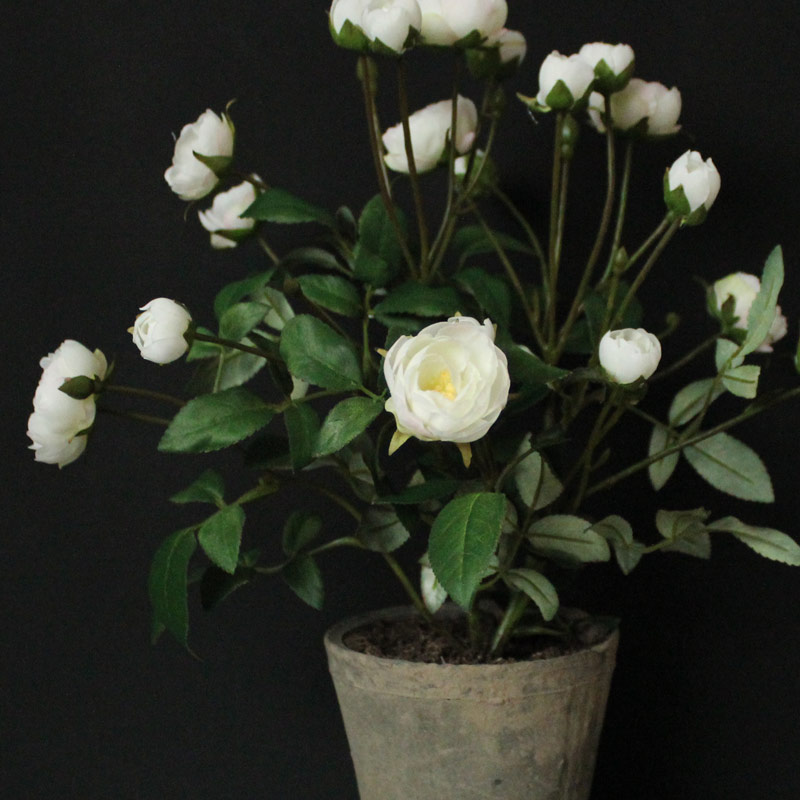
[343,612,606,665]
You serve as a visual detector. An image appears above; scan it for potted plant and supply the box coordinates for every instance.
[25,2,800,798]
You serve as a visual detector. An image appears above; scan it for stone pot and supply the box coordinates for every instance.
[324,606,618,800]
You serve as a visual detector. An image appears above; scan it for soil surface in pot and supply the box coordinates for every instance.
[343,612,614,665]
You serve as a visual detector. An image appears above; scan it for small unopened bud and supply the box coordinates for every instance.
[59,375,98,400]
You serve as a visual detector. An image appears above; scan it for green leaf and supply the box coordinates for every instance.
[648,425,680,491]
[280,315,361,390]
[721,364,760,399]
[200,562,255,610]
[428,492,506,609]
[197,505,245,574]
[297,274,361,318]
[528,515,611,563]
[668,379,724,426]
[565,284,643,355]
[282,512,323,556]
[218,302,267,341]
[214,271,274,319]
[148,527,197,648]
[314,397,383,457]
[186,342,267,394]
[590,515,645,575]
[684,433,774,503]
[159,388,275,454]
[506,345,568,386]
[284,403,320,470]
[242,186,333,226]
[170,469,225,506]
[655,508,711,558]
[379,479,460,505]
[715,338,743,372]
[454,268,511,328]
[504,569,559,621]
[514,440,563,511]
[282,246,343,273]
[708,516,800,565]
[452,225,535,267]
[741,245,784,356]
[257,287,295,331]
[353,195,407,286]
[372,282,462,319]
[282,555,324,609]
[357,506,410,553]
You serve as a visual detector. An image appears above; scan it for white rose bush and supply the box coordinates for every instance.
[28,3,800,662]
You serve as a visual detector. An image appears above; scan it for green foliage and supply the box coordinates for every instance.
[684,433,774,503]
[353,195,407,287]
[504,569,559,621]
[428,493,507,609]
[284,403,320,470]
[527,515,611,564]
[314,397,384,457]
[513,444,563,511]
[669,379,723,426]
[655,508,711,558]
[218,302,267,341]
[159,388,275,454]
[591,515,645,574]
[379,479,460,505]
[452,225,535,268]
[149,528,197,648]
[279,315,361,390]
[282,512,322,556]
[297,274,362,318]
[648,425,680,491]
[242,186,333,226]
[214,271,274,319]
[708,516,800,565]
[372,282,462,321]
[454,268,511,328]
[721,365,760,399]
[741,245,784,356]
[170,469,225,506]
[197,505,245,574]
[282,555,324,609]
[357,506,410,553]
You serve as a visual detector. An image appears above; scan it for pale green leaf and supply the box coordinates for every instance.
[684,433,774,502]
[655,508,711,559]
[514,439,563,510]
[357,506,410,553]
[722,364,760,399]
[648,425,680,491]
[528,515,610,563]
[504,568,559,621]
[669,379,723,426]
[715,338,743,372]
[591,515,645,574]
[741,245,784,356]
[708,516,800,565]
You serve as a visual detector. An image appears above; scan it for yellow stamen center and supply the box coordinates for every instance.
[422,369,457,401]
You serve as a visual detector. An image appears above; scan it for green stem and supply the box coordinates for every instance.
[382,552,432,621]
[358,55,418,279]
[586,386,800,497]
[193,332,278,362]
[396,58,430,276]
[491,187,547,279]
[103,384,185,408]
[99,407,171,427]
[599,140,634,287]
[256,233,280,265]
[650,333,720,383]
[489,591,529,656]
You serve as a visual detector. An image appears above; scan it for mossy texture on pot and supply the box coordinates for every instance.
[325,607,619,800]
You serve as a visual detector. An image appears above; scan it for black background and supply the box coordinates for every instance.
[3,2,800,798]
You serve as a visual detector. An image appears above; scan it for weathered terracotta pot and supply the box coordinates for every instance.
[325,606,618,800]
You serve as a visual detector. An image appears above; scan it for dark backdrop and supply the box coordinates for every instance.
[3,2,800,798]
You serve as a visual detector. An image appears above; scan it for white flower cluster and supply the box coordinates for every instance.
[27,341,108,467]
[329,0,519,54]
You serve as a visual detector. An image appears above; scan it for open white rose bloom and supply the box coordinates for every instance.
[27,340,107,467]
[28,4,800,688]
[384,316,510,448]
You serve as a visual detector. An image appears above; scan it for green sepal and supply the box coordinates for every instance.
[592,58,634,94]
[58,375,98,399]
[192,152,232,177]
[329,16,371,52]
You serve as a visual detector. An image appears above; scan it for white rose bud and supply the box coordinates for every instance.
[197,179,259,249]
[579,42,635,93]
[164,109,235,202]
[330,0,370,35]
[382,96,478,173]
[599,328,662,385]
[417,0,507,46]
[664,150,721,225]
[361,0,421,52]
[27,340,108,467]
[589,79,681,137]
[490,28,526,65]
[713,272,788,352]
[131,298,193,364]
[383,316,510,447]
[536,51,596,111]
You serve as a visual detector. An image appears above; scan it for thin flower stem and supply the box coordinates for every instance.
[382,552,432,621]
[256,233,280,265]
[472,205,548,352]
[611,218,680,328]
[192,332,279,362]
[586,385,800,497]
[310,537,365,557]
[99,407,171,427]
[358,56,418,279]
[491,187,547,276]
[600,139,634,286]
[397,58,430,276]
[555,120,617,361]
[545,112,565,348]
[650,333,720,383]
[103,384,185,408]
